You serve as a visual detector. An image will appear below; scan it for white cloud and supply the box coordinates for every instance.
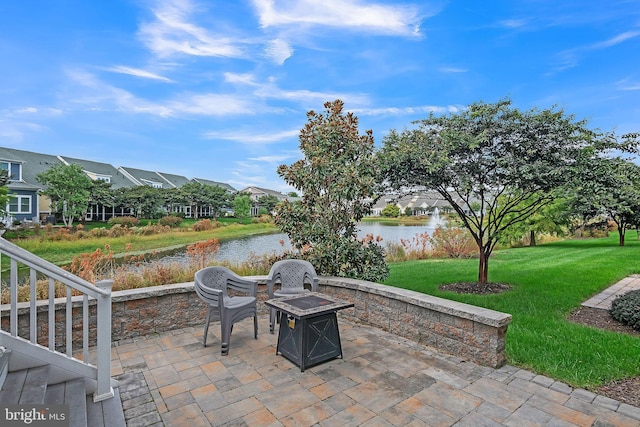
[252,0,423,37]
[138,0,246,58]
[439,67,467,73]
[350,104,462,116]
[104,66,173,82]
[224,72,259,86]
[499,19,527,29]
[552,29,640,73]
[204,129,299,143]
[256,84,370,106]
[249,154,295,162]
[168,94,257,116]
[592,30,640,49]
[264,38,294,64]
[68,69,255,117]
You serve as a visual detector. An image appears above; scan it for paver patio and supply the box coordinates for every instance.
[111,316,640,426]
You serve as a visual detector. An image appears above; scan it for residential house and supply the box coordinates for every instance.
[0,147,63,223]
[371,190,471,217]
[59,156,136,221]
[239,186,291,216]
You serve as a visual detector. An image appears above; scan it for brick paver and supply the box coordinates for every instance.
[112,316,640,426]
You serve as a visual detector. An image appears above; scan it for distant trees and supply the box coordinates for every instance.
[379,99,601,285]
[381,204,400,217]
[233,194,251,221]
[37,164,93,227]
[275,100,388,282]
[177,182,229,219]
[567,155,640,246]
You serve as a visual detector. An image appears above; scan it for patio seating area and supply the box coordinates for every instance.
[111,316,640,426]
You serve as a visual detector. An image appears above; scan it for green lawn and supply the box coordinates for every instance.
[384,231,640,389]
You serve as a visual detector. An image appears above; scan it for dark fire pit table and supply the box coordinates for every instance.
[264,292,354,372]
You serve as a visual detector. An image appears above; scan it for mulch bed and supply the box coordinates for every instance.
[438,281,511,294]
[568,305,640,408]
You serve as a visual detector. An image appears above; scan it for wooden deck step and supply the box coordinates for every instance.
[0,365,50,404]
[1,364,125,427]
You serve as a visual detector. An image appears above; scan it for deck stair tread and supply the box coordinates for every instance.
[0,364,125,427]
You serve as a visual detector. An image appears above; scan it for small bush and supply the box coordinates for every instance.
[430,227,477,258]
[107,224,129,237]
[158,215,183,227]
[610,290,640,331]
[193,219,219,231]
[135,224,171,236]
[108,216,139,227]
[90,227,110,238]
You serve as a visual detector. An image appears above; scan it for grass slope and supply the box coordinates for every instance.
[385,232,640,388]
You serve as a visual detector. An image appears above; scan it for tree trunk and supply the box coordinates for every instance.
[478,250,489,285]
[619,229,625,246]
[529,230,536,247]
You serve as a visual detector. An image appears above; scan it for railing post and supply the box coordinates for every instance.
[93,279,114,402]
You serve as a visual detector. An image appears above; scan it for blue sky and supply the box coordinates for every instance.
[1,1,639,193]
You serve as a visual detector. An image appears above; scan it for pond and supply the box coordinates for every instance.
[158,222,440,265]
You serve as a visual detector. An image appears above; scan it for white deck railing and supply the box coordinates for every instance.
[0,237,113,402]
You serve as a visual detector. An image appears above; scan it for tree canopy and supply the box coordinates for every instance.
[275,100,388,282]
[37,163,93,227]
[379,98,600,285]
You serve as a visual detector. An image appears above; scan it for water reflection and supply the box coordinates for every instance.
[160,222,436,265]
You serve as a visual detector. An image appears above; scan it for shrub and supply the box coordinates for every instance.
[135,224,171,236]
[107,224,129,237]
[108,216,139,227]
[90,227,110,238]
[158,215,182,227]
[193,219,219,231]
[430,227,477,258]
[610,290,640,331]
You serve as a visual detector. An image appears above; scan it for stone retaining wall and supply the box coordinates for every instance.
[1,277,511,367]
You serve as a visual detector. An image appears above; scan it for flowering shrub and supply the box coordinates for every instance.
[431,227,477,258]
[186,239,220,269]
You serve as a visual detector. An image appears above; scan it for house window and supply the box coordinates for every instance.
[8,195,31,214]
[0,161,21,181]
[95,176,111,183]
[141,179,163,188]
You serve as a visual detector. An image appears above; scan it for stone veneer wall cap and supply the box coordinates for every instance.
[318,276,512,328]
[110,282,195,303]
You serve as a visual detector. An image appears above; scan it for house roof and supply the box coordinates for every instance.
[118,167,177,188]
[0,145,238,194]
[192,178,236,192]
[58,156,135,189]
[0,147,62,191]
[240,186,287,199]
[156,172,191,188]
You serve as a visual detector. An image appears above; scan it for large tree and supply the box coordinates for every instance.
[274,100,388,282]
[37,163,93,227]
[116,185,164,218]
[178,182,229,219]
[379,99,598,285]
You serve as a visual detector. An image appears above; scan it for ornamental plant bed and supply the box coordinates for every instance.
[568,306,640,408]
